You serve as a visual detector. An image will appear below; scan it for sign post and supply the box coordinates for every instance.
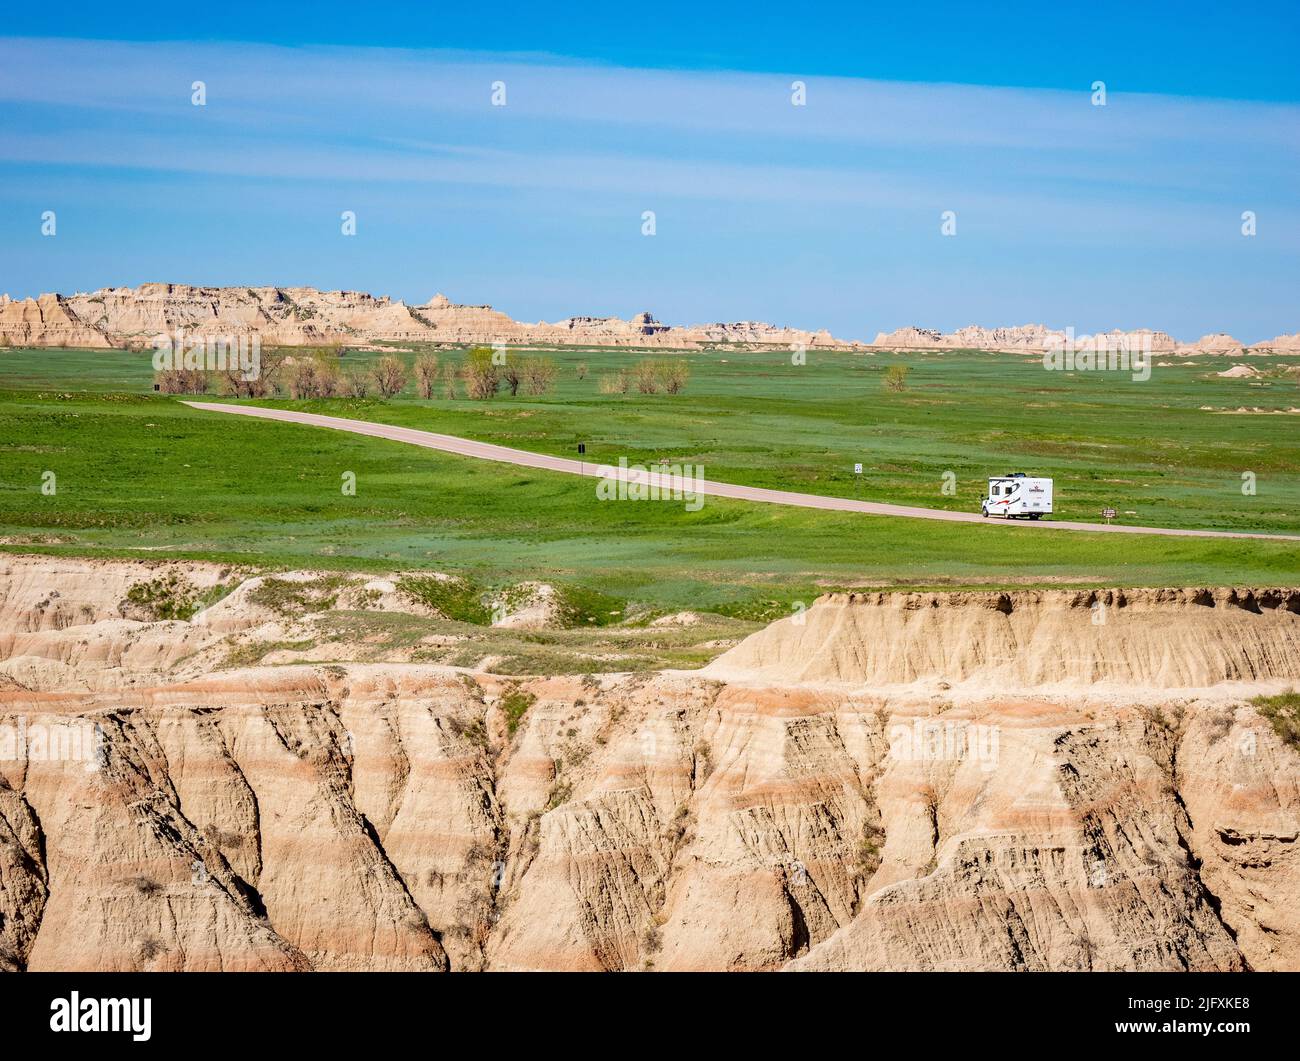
[1102,507,1116,524]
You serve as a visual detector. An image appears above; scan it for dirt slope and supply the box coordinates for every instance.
[705,589,1300,689]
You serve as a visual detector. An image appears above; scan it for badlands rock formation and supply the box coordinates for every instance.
[0,284,858,351]
[1,557,1297,972]
[704,588,1300,688]
[0,293,114,348]
[5,283,1292,355]
[870,325,1300,355]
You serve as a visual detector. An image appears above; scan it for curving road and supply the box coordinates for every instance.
[183,402,1300,542]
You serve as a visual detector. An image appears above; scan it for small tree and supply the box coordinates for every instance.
[343,367,370,397]
[442,361,458,399]
[154,368,209,395]
[575,361,588,381]
[218,347,286,398]
[658,359,689,394]
[462,346,499,400]
[522,357,557,396]
[314,356,342,397]
[371,355,408,398]
[288,359,319,399]
[500,354,523,396]
[884,364,910,392]
[413,353,440,399]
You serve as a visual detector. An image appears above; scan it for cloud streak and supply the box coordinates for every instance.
[0,36,1296,341]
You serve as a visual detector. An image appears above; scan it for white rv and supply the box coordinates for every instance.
[982,473,1052,520]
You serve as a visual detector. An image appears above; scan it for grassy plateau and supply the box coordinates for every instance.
[0,343,1297,618]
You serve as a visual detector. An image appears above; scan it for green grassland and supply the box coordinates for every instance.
[0,343,1297,617]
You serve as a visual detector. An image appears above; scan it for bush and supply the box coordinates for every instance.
[247,575,348,615]
[554,584,625,627]
[371,355,408,398]
[499,686,536,735]
[397,575,493,624]
[1250,689,1300,748]
[154,368,209,395]
[575,361,588,381]
[342,367,370,398]
[122,573,219,621]
[442,361,459,399]
[883,364,910,392]
[217,348,287,398]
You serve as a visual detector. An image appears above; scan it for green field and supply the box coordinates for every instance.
[0,344,1297,615]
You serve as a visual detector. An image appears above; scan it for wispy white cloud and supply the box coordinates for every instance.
[0,36,1296,341]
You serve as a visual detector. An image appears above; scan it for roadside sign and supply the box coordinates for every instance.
[854,463,863,475]
[1102,507,1116,523]
[577,443,586,455]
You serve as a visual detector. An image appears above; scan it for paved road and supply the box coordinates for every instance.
[184,402,1300,542]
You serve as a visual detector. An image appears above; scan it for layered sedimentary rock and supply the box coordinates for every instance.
[866,324,1300,356]
[4,283,1292,355]
[871,324,1184,354]
[0,284,860,350]
[0,293,113,348]
[1250,332,1300,353]
[704,589,1300,689]
[2,558,1298,972]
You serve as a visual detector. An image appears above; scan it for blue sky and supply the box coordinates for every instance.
[1,3,1297,342]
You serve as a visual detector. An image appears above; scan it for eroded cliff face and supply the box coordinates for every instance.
[703,589,1300,689]
[4,286,1296,353]
[868,324,1300,355]
[0,558,1297,972]
[0,285,860,350]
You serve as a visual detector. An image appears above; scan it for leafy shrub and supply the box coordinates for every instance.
[554,585,625,627]
[124,574,197,620]
[499,686,536,736]
[247,575,347,615]
[397,574,493,624]
[1250,689,1300,748]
